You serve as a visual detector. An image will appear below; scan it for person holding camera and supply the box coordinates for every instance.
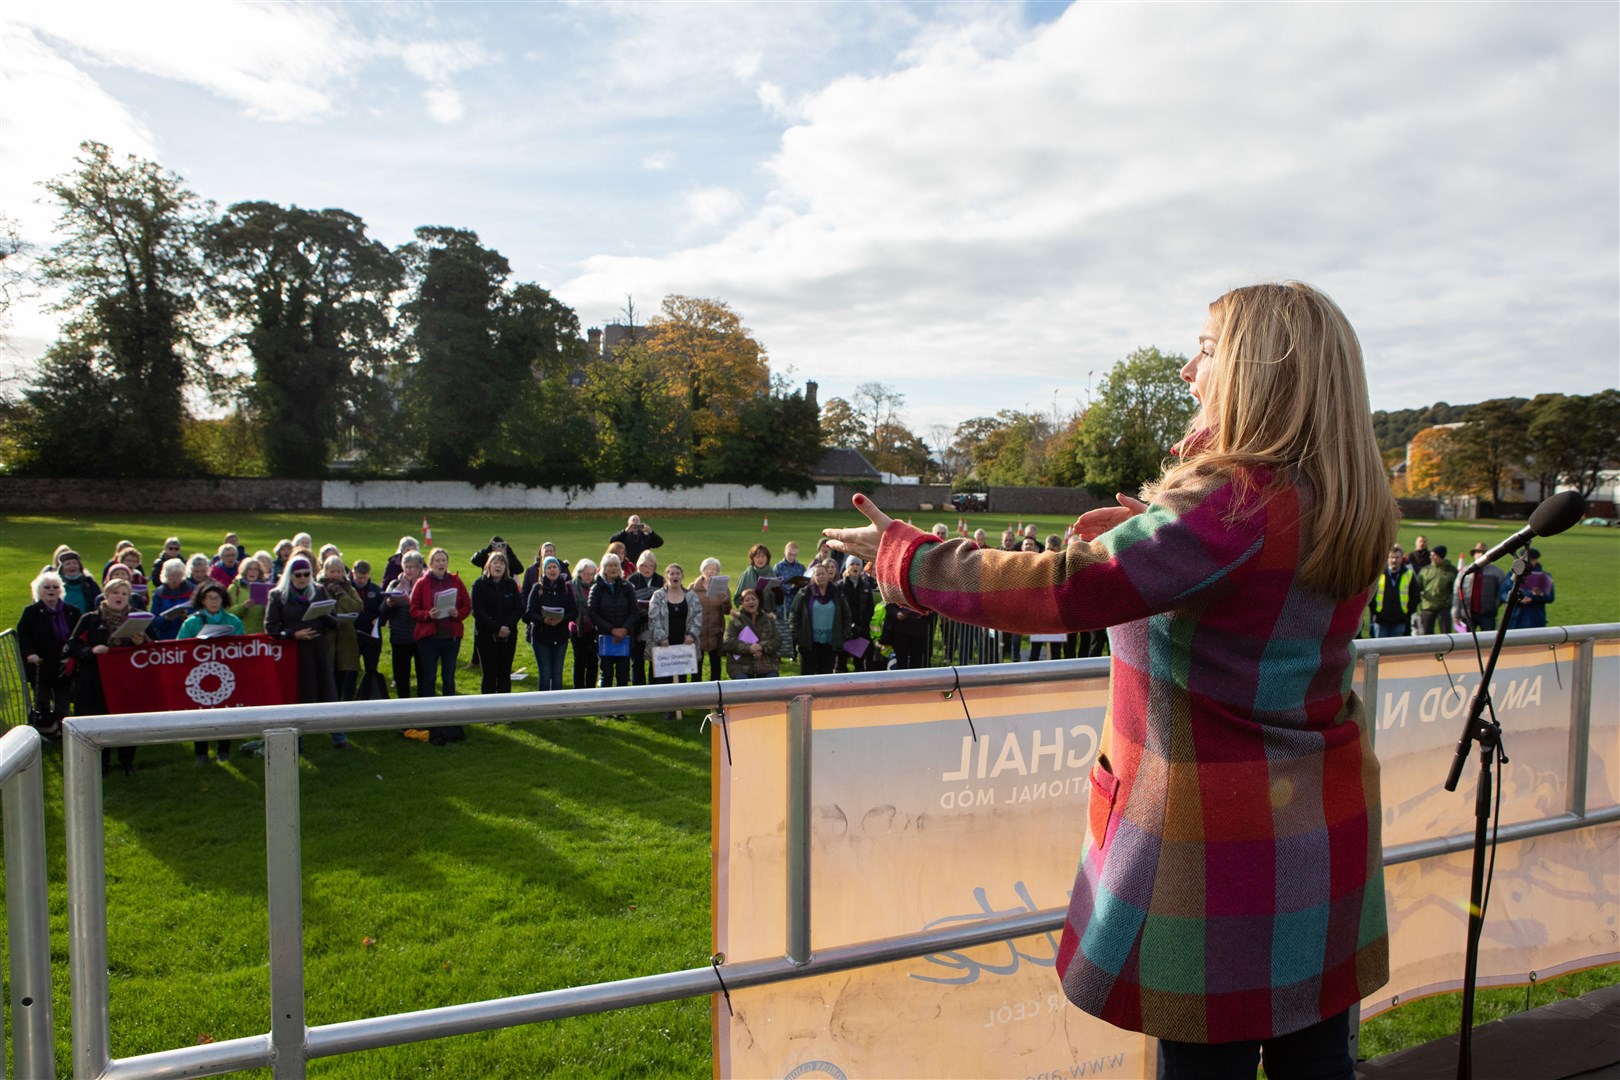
[610,515,664,568]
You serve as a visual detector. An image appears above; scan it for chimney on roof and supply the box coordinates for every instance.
[806,379,818,408]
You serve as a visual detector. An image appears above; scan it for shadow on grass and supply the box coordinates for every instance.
[99,709,714,914]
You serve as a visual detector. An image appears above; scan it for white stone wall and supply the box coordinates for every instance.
[322,480,835,511]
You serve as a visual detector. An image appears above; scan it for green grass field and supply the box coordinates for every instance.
[2,508,1617,1076]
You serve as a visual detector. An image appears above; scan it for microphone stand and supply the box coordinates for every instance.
[1442,551,1530,1080]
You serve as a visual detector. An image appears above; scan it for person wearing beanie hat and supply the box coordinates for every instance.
[1417,543,1457,635]
[523,555,576,692]
[56,548,101,615]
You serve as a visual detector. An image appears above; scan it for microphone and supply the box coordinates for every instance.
[1468,490,1586,571]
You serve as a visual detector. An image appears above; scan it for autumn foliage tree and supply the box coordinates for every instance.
[641,295,769,479]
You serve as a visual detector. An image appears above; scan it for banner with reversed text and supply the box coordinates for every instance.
[713,640,1617,1078]
[99,634,299,713]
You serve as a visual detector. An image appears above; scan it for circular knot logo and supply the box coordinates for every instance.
[186,660,235,706]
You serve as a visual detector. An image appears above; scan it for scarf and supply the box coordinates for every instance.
[47,602,70,641]
[810,582,835,606]
[98,600,129,638]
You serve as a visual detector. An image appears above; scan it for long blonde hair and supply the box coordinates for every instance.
[1145,282,1396,600]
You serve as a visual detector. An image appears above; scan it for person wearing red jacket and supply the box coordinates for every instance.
[410,547,472,743]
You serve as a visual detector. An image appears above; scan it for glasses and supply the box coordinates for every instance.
[292,572,311,579]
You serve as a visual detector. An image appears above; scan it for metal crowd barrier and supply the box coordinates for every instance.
[1,725,56,1079]
[26,623,1620,1078]
[0,630,33,732]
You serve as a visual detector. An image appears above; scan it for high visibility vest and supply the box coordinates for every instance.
[1374,568,1414,618]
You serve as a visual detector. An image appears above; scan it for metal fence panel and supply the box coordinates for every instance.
[1,725,55,1079]
[32,623,1620,1079]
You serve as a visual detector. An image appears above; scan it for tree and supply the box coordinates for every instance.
[208,202,403,477]
[1405,426,1454,494]
[480,373,598,489]
[642,295,770,478]
[15,142,216,475]
[969,410,1056,487]
[1527,390,1620,499]
[582,340,689,488]
[397,227,511,475]
[819,396,866,449]
[1065,347,1196,496]
[927,423,966,484]
[705,376,823,494]
[0,213,32,337]
[850,382,906,455]
[1444,398,1528,503]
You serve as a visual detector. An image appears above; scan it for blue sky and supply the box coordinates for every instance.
[2,1,1616,433]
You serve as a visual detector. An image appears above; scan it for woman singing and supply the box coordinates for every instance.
[826,282,1393,1079]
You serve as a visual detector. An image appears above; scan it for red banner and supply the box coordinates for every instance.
[99,634,300,714]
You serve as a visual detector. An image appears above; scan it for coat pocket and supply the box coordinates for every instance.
[1087,754,1119,852]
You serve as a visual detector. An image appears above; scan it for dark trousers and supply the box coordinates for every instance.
[893,637,930,670]
[391,640,417,698]
[631,640,649,685]
[417,636,460,697]
[357,634,384,698]
[804,641,837,675]
[1419,609,1453,635]
[29,662,71,730]
[572,633,598,690]
[600,654,630,688]
[1003,633,1022,661]
[335,669,358,702]
[477,630,517,694]
[697,647,723,681]
[1158,1008,1352,1080]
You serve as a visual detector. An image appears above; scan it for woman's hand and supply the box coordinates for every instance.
[612,627,627,640]
[1074,493,1148,541]
[823,494,894,564]
[295,627,320,641]
[25,653,41,665]
[657,638,669,647]
[92,645,109,655]
[497,626,510,639]
[749,643,762,656]
[684,634,695,645]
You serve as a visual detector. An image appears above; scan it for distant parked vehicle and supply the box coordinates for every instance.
[1578,516,1617,527]
[951,493,990,513]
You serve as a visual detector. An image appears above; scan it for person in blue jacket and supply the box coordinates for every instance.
[1502,547,1554,629]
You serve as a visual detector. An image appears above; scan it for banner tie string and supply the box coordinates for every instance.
[943,666,977,742]
[710,953,733,1016]
[701,682,733,766]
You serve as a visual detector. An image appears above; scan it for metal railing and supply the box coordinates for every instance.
[0,630,33,732]
[37,623,1620,1078]
[1,725,55,1079]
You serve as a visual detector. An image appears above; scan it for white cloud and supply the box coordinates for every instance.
[3,1,488,125]
[558,3,1619,416]
[756,81,792,121]
[683,187,745,230]
[642,151,675,171]
[378,38,490,124]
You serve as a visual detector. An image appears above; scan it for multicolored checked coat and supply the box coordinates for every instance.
[873,469,1389,1043]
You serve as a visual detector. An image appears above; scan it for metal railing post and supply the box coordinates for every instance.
[65,727,111,1080]
[1567,638,1594,818]
[264,728,307,1080]
[786,695,813,966]
[1361,652,1380,750]
[1,726,55,1078]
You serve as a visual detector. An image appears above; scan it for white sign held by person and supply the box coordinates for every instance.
[652,643,698,678]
